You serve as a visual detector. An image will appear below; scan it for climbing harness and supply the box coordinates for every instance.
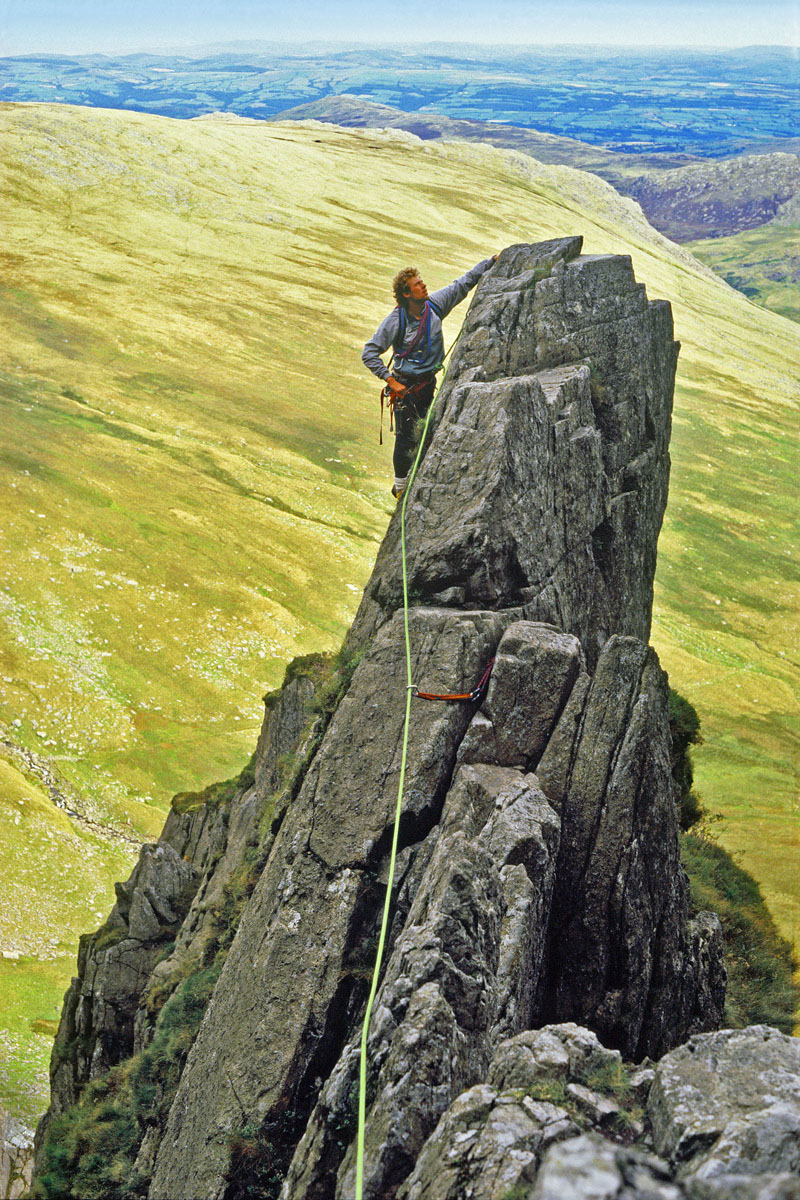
[355,324,493,1200]
[378,298,442,445]
[393,297,442,370]
[379,374,437,445]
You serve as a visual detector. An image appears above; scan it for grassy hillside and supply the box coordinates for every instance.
[0,749,134,1122]
[0,104,797,1117]
[688,223,800,323]
[275,97,800,324]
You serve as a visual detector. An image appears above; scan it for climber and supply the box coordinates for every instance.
[362,255,498,499]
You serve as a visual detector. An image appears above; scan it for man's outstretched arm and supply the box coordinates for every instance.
[429,256,497,318]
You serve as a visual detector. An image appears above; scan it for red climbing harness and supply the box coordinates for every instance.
[380,375,438,446]
[411,657,495,703]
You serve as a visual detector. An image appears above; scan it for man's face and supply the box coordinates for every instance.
[404,274,428,303]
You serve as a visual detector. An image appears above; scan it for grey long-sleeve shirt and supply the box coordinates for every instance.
[362,258,494,382]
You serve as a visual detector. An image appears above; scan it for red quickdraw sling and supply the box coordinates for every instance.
[411,657,495,703]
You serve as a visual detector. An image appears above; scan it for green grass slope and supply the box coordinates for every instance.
[0,103,797,1116]
[0,750,135,1123]
[688,223,800,324]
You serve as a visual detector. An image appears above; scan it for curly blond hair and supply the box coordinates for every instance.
[392,267,420,309]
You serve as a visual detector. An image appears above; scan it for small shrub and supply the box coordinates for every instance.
[583,1059,633,1106]
[264,652,332,710]
[523,1077,568,1106]
[668,687,704,830]
[170,750,258,814]
[310,646,364,717]
[89,921,128,953]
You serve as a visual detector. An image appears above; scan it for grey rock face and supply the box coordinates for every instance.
[649,1027,800,1184]
[46,843,198,1117]
[346,238,679,670]
[275,752,563,1200]
[684,1176,800,1200]
[35,655,324,1181]
[398,1084,578,1200]
[254,673,318,799]
[487,1023,624,1095]
[538,635,702,1059]
[37,239,729,1200]
[133,676,325,1059]
[400,1024,672,1200]
[33,841,198,1175]
[400,1021,800,1200]
[0,1107,33,1200]
[146,227,710,1191]
[461,622,585,770]
[329,765,561,1200]
[149,607,515,1200]
[531,1134,681,1200]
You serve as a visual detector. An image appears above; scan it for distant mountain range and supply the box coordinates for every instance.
[3,45,797,321]
[2,44,798,156]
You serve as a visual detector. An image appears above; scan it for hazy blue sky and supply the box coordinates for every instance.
[1,0,798,54]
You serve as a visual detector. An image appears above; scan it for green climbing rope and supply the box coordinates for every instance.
[354,341,458,1200]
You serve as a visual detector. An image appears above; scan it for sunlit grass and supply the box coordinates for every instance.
[0,955,75,1124]
[0,102,797,1114]
[0,752,137,1119]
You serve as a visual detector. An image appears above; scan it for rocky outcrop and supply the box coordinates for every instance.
[620,152,800,241]
[35,238,738,1200]
[45,843,198,1114]
[0,1108,32,1200]
[649,1027,800,1194]
[346,238,677,669]
[33,664,325,1181]
[391,1024,800,1200]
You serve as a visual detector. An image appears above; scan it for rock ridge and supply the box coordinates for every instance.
[33,238,745,1200]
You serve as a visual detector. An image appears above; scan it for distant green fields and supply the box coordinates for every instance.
[688,224,800,323]
[0,104,797,1118]
[2,46,797,155]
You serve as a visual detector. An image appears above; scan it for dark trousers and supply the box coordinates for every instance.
[393,375,436,478]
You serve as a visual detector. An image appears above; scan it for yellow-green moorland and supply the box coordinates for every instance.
[0,104,797,1116]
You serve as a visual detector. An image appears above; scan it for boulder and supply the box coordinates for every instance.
[648,1027,800,1185]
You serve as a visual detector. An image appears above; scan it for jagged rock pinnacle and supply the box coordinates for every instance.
[36,239,733,1200]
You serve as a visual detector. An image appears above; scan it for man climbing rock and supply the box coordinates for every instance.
[362,256,497,499]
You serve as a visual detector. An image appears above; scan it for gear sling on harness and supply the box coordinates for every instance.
[356,320,495,1200]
